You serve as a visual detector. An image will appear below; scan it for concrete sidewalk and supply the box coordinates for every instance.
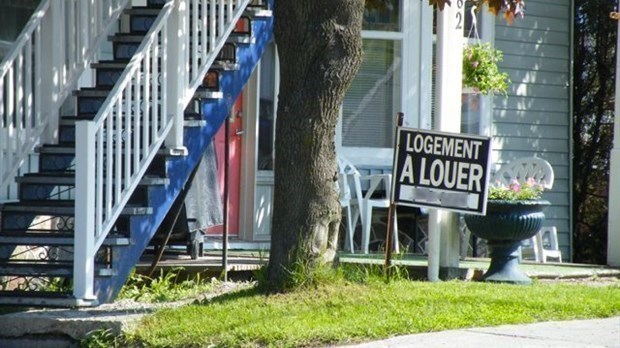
[344,317,620,348]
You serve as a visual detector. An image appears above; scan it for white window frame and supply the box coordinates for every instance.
[338,0,430,167]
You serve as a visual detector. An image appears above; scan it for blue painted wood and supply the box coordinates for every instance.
[93,12,274,303]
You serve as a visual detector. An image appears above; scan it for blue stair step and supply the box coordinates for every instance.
[125,7,161,34]
[59,107,204,144]
[109,34,144,61]
[0,234,130,247]
[0,261,117,278]
[189,43,239,71]
[16,173,167,186]
[194,87,224,100]
[92,61,126,88]
[0,291,89,307]
[0,202,152,218]
[146,0,166,8]
[37,145,76,172]
[0,261,74,277]
[15,173,168,202]
[227,16,254,44]
[73,88,112,118]
[1,202,152,225]
[91,60,165,89]
[0,205,149,235]
[37,144,171,174]
[246,0,272,17]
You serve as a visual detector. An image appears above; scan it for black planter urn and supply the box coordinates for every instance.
[464,200,550,284]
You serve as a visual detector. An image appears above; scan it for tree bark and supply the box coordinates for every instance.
[266,0,364,289]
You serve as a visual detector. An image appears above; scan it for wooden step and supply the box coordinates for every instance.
[16,173,168,186]
[0,291,94,307]
[72,87,111,97]
[194,88,224,100]
[0,261,73,277]
[0,234,130,247]
[108,34,145,42]
[245,6,272,18]
[1,202,153,216]
[124,7,161,15]
[0,261,117,279]
[91,60,128,69]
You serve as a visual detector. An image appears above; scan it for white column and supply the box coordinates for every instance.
[41,0,64,144]
[608,13,620,267]
[73,121,97,304]
[165,0,188,155]
[428,1,465,281]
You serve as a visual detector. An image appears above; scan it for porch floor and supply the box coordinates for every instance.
[137,249,620,282]
[339,253,620,281]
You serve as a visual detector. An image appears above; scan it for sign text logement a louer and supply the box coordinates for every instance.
[391,127,492,215]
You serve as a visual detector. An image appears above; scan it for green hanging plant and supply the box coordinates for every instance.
[462,43,510,96]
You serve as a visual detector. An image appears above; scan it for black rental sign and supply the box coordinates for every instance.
[391,127,491,215]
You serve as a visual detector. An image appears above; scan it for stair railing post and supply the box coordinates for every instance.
[40,0,64,144]
[74,120,97,303]
[165,0,188,155]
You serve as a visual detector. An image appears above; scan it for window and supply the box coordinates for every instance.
[257,44,277,171]
[342,39,402,148]
[341,0,403,151]
[363,0,400,31]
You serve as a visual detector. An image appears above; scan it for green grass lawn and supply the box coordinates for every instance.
[123,278,620,348]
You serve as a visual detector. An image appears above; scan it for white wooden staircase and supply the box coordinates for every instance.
[0,0,272,307]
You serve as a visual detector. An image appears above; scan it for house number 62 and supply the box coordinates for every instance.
[455,0,464,30]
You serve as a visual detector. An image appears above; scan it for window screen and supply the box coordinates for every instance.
[342,39,402,148]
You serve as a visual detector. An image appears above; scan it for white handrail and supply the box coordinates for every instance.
[74,0,250,301]
[0,0,130,201]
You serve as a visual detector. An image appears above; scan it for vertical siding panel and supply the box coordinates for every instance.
[492,0,572,260]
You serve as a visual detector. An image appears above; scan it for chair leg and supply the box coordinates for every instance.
[362,205,373,254]
[344,206,354,253]
[352,207,361,250]
[535,232,545,263]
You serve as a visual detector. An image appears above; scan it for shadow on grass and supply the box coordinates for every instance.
[194,285,263,306]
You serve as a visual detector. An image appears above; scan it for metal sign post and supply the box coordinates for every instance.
[384,113,405,272]
[608,11,620,266]
[222,108,232,282]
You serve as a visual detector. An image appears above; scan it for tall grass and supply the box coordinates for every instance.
[117,268,216,303]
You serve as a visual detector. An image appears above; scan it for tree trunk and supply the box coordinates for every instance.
[266,0,364,289]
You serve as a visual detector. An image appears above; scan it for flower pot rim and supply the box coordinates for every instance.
[487,199,551,206]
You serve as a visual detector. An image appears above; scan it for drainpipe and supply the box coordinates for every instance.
[608,11,620,267]
[428,1,465,281]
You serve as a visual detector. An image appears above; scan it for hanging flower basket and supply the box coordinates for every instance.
[462,43,510,96]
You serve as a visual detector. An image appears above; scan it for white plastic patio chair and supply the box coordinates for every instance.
[491,157,559,263]
[536,226,563,263]
[337,157,363,253]
[492,156,554,189]
[359,172,399,254]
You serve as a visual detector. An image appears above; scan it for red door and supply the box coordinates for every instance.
[207,96,243,237]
